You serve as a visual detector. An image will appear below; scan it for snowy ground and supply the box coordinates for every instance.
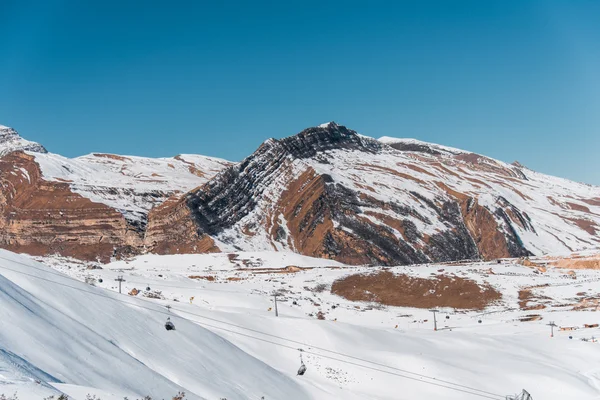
[2,250,600,399]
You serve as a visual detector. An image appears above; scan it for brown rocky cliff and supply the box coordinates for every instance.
[0,152,142,262]
[144,194,219,255]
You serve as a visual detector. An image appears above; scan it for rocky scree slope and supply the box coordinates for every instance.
[150,122,600,265]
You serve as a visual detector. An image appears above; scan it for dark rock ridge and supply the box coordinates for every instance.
[149,122,545,265]
[0,125,47,156]
[184,122,381,235]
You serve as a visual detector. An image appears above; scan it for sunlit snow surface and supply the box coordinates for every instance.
[2,249,600,399]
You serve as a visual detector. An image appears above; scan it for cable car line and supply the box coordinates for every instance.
[0,254,239,293]
[0,256,504,396]
[0,261,506,399]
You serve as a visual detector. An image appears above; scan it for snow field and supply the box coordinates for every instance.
[4,250,597,399]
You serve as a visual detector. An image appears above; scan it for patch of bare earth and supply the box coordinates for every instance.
[572,296,600,311]
[250,266,308,274]
[518,288,548,311]
[92,153,131,162]
[331,271,501,310]
[551,255,600,270]
[188,275,215,281]
[519,314,542,322]
[565,217,599,235]
[579,197,600,207]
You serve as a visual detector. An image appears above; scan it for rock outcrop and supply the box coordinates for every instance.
[0,125,47,156]
[0,125,231,261]
[0,152,140,262]
[149,122,600,265]
[1,122,599,265]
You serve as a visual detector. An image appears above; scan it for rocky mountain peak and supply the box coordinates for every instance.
[273,122,382,160]
[318,121,339,128]
[0,124,47,156]
[0,124,18,136]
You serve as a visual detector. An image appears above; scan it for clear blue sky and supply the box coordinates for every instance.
[1,1,598,184]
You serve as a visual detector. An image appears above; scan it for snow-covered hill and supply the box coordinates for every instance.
[0,125,232,261]
[0,250,309,400]
[32,151,231,224]
[0,124,231,225]
[4,249,600,399]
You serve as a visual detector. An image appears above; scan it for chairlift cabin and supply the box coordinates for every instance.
[297,360,307,376]
[165,317,176,331]
[297,352,307,376]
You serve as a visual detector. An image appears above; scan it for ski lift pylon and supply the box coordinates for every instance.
[506,389,533,400]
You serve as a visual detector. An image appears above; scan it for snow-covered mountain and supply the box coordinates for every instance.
[150,122,600,264]
[0,125,47,156]
[32,151,231,224]
[3,248,600,399]
[0,122,598,264]
[0,125,232,262]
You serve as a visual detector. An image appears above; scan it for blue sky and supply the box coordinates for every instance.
[1,1,598,184]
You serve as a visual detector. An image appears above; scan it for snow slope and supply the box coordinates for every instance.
[30,151,231,223]
[11,250,600,400]
[378,136,468,155]
[375,135,600,253]
[0,250,309,400]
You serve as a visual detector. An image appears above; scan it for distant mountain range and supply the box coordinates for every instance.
[1,122,598,264]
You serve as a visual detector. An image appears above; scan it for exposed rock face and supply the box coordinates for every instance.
[0,152,140,262]
[145,195,220,255]
[1,122,599,265]
[0,125,47,156]
[149,122,600,265]
[0,125,230,261]
[31,150,232,227]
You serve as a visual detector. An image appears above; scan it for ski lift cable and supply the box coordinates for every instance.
[0,254,239,293]
[0,262,506,399]
[0,257,505,397]
[122,278,241,293]
[167,308,504,398]
[0,260,507,398]
[190,319,503,399]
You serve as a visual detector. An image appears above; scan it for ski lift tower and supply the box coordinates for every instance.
[506,389,533,400]
[547,321,557,338]
[429,309,439,331]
